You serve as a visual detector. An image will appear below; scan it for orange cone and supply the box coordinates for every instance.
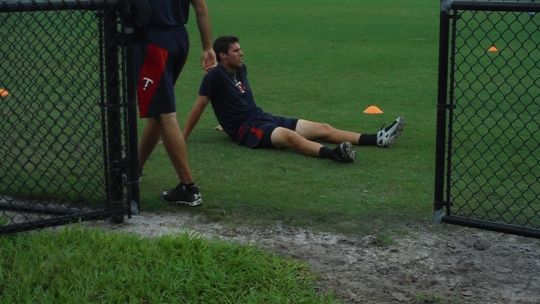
[0,88,9,98]
[363,105,383,114]
[487,45,498,53]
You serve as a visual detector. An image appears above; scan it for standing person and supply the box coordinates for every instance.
[183,36,404,163]
[135,0,216,206]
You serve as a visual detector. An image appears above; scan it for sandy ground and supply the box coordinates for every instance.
[88,212,540,304]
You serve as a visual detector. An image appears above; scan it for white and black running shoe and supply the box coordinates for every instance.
[377,117,405,148]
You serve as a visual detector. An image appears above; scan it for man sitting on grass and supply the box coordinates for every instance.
[183,35,404,163]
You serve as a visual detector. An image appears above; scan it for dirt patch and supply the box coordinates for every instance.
[88,212,540,303]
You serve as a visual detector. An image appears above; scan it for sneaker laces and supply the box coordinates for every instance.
[377,117,404,147]
[379,119,398,134]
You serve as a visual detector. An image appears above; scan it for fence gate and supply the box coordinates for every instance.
[435,0,540,238]
[0,0,140,234]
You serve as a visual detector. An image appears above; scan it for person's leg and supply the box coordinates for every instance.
[154,112,193,183]
[155,112,202,206]
[294,117,405,148]
[139,117,161,170]
[294,119,361,144]
[270,127,324,156]
[135,33,200,205]
[270,127,355,162]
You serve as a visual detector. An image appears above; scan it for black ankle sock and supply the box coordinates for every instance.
[180,182,195,188]
[318,146,334,159]
[358,134,377,146]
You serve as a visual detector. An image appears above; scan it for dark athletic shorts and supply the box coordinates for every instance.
[236,113,298,148]
[134,28,189,118]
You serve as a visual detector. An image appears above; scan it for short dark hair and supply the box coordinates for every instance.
[213,35,239,62]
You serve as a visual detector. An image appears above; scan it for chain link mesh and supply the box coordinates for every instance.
[0,1,130,232]
[448,5,539,229]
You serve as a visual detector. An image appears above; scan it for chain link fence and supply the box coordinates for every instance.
[0,0,139,234]
[435,0,540,237]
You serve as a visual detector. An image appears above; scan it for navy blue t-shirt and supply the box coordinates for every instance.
[199,64,264,140]
[148,0,190,28]
[146,0,190,50]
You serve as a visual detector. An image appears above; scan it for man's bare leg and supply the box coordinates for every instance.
[154,112,193,183]
[145,113,201,206]
[139,117,161,170]
[270,127,324,156]
[295,117,405,147]
[294,119,361,144]
[270,127,355,162]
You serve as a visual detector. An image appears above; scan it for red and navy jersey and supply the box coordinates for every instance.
[199,64,264,140]
[148,0,190,28]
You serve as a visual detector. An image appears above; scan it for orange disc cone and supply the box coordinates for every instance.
[363,105,383,114]
[487,45,498,53]
[0,88,9,98]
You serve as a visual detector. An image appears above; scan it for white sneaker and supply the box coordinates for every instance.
[377,117,405,148]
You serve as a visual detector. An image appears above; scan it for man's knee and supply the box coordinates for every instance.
[271,127,305,148]
[311,122,334,138]
[283,130,306,148]
[153,112,179,126]
[296,119,334,138]
[319,122,333,132]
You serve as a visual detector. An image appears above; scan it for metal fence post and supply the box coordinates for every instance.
[434,2,452,223]
[123,23,141,216]
[103,7,124,223]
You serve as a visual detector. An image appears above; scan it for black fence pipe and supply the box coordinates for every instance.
[124,37,141,216]
[444,12,459,217]
[0,201,78,215]
[443,216,540,239]
[103,8,124,224]
[0,210,124,234]
[434,10,451,219]
[0,0,118,13]
[98,10,111,207]
[451,1,540,12]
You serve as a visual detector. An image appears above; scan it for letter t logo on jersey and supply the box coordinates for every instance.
[235,81,246,94]
[142,77,154,91]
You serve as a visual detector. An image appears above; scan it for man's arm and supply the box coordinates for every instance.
[190,0,216,71]
[184,95,210,140]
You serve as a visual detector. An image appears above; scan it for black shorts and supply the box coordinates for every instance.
[134,28,189,118]
[236,114,298,148]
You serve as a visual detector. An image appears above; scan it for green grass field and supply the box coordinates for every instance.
[137,0,441,234]
[1,1,536,232]
[1,1,539,302]
[0,1,442,234]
